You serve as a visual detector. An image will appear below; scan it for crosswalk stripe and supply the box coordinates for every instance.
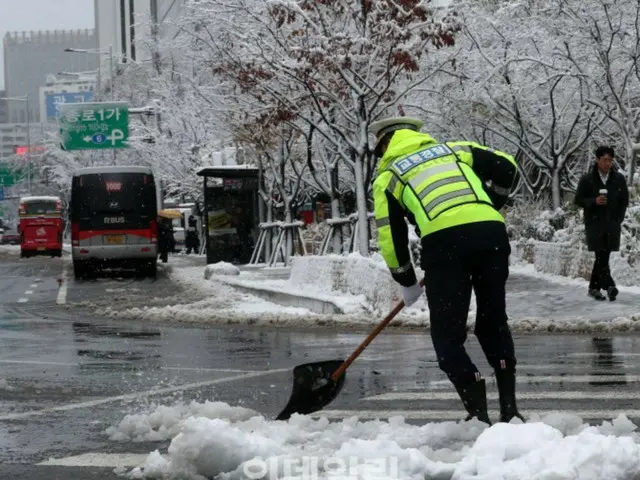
[363,391,639,401]
[37,452,148,467]
[562,352,640,357]
[313,409,640,420]
[427,374,636,386]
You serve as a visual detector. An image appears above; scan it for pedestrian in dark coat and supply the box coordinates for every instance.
[157,218,173,263]
[185,216,200,254]
[574,146,629,301]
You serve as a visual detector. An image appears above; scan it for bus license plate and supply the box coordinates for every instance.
[37,247,45,251]
[105,235,125,245]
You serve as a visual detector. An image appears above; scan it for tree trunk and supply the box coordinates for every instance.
[354,157,370,255]
[626,143,637,186]
[284,205,293,262]
[551,168,561,210]
[330,197,341,253]
[330,165,341,252]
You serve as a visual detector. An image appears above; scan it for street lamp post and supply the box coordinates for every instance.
[0,94,31,195]
[64,45,115,99]
[64,45,116,163]
[109,44,114,101]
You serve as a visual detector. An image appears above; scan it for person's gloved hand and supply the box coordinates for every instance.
[402,282,423,306]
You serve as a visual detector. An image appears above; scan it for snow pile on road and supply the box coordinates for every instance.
[96,268,315,325]
[0,245,20,256]
[204,262,240,278]
[108,400,640,480]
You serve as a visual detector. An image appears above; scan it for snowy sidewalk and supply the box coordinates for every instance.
[100,255,640,334]
[505,264,640,332]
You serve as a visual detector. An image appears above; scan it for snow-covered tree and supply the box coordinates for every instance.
[188,0,462,254]
[556,0,640,184]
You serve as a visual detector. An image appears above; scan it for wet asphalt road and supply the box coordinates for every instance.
[1,250,640,479]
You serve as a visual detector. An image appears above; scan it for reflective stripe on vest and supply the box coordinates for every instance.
[407,160,479,220]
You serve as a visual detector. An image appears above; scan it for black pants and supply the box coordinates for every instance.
[589,250,615,291]
[423,249,516,386]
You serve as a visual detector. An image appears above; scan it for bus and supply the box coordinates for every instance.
[18,195,64,258]
[70,166,162,279]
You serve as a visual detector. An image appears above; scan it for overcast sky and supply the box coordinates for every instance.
[0,0,95,89]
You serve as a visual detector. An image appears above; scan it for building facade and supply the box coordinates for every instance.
[0,123,37,160]
[3,29,98,124]
[94,0,187,66]
[0,91,7,124]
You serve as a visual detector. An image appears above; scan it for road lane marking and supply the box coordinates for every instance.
[313,409,640,420]
[38,452,149,467]
[0,368,289,421]
[358,345,429,361]
[0,359,274,374]
[516,363,637,370]
[25,290,33,295]
[30,284,37,288]
[364,391,640,401]
[17,298,28,303]
[56,262,68,305]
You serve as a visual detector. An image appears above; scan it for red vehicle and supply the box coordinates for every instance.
[18,196,64,258]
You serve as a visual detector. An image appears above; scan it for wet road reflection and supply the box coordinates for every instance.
[589,337,627,386]
[1,302,640,475]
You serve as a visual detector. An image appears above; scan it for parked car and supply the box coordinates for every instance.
[1,230,20,245]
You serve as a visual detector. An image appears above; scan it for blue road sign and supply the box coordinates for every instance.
[0,187,4,201]
[46,91,94,119]
[91,133,107,144]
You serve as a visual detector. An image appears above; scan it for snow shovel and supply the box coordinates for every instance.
[276,279,424,421]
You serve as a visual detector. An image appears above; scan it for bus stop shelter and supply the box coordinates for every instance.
[197,165,260,265]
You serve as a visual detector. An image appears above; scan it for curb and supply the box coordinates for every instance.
[216,277,343,315]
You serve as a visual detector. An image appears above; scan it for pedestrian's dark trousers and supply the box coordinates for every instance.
[589,250,615,291]
[423,249,516,386]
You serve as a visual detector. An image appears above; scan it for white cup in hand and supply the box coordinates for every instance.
[597,188,608,205]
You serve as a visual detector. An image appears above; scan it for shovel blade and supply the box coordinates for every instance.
[276,359,346,421]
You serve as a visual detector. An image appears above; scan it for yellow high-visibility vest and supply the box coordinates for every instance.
[373,130,515,272]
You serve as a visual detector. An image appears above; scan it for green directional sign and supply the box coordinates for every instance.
[0,163,24,187]
[58,101,129,150]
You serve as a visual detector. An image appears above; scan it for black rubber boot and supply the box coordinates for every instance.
[495,369,525,422]
[453,378,491,425]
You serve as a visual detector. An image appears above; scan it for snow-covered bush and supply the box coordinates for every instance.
[505,200,583,245]
[620,202,640,266]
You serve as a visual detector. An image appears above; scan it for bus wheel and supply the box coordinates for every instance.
[146,260,157,279]
[73,260,86,280]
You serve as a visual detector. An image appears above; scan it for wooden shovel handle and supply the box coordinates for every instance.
[330,278,425,382]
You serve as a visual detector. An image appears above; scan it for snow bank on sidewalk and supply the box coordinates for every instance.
[512,239,640,287]
[207,254,432,321]
[108,399,640,480]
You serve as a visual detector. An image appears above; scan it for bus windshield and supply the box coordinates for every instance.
[19,197,62,217]
[71,172,156,219]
